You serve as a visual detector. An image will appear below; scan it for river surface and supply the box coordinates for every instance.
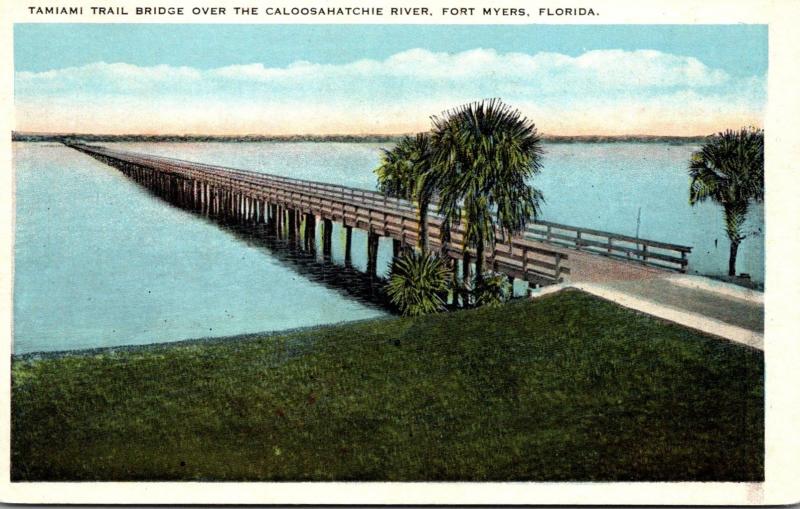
[13,141,764,354]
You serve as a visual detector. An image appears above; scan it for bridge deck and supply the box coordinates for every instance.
[68,143,691,286]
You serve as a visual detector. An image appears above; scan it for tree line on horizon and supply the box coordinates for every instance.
[11,131,712,144]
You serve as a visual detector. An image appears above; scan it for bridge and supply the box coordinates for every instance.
[66,143,693,292]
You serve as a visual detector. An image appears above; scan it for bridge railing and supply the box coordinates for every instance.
[525,221,692,272]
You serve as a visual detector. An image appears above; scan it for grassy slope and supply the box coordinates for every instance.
[11,290,763,481]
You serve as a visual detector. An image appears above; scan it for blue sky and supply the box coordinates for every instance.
[14,24,768,135]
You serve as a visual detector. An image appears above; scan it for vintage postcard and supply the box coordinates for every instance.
[0,0,798,504]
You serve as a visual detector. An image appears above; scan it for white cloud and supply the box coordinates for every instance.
[14,48,764,135]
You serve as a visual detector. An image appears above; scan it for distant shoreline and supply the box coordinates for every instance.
[11,131,709,144]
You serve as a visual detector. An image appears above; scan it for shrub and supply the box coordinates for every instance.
[472,272,512,308]
[385,251,450,316]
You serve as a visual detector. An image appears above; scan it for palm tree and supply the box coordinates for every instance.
[429,98,545,287]
[386,251,450,316]
[688,127,764,277]
[375,133,435,250]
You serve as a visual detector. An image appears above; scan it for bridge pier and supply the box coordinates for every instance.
[268,204,278,232]
[322,218,333,258]
[288,209,297,243]
[304,213,316,252]
[367,231,379,277]
[344,225,353,266]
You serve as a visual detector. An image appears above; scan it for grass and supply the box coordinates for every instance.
[11,290,763,481]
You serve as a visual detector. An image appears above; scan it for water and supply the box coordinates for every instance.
[13,141,764,354]
[13,143,390,354]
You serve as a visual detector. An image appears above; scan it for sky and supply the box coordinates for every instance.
[14,24,768,136]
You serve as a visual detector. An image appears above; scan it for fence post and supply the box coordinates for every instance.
[555,253,563,281]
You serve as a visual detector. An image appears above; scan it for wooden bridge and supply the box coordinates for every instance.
[67,143,692,289]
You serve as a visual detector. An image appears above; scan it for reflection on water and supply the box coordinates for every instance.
[205,222,394,311]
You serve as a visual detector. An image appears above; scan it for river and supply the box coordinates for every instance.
[12,141,764,354]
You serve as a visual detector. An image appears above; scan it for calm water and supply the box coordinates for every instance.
[13,141,764,354]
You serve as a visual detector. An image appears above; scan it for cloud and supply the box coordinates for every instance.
[14,48,765,135]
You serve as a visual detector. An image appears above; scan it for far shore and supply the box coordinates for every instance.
[11,132,710,144]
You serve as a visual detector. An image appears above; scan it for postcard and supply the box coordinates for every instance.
[0,0,798,504]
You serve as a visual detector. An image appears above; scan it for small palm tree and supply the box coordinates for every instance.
[375,133,435,250]
[430,98,545,286]
[385,251,450,316]
[688,127,764,276]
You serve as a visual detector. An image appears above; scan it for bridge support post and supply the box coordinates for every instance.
[322,218,333,258]
[288,209,297,243]
[344,225,353,266]
[268,204,278,233]
[367,231,380,277]
[304,213,316,252]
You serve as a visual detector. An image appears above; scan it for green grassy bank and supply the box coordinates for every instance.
[11,290,763,481]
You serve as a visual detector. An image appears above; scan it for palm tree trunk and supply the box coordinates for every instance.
[728,239,740,277]
[475,236,484,286]
[723,204,747,277]
[462,251,471,307]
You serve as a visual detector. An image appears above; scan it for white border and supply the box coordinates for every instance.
[1,0,799,504]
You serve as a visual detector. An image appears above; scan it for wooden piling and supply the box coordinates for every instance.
[322,218,333,258]
[304,213,316,252]
[367,231,379,277]
[288,209,297,243]
[344,225,353,266]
